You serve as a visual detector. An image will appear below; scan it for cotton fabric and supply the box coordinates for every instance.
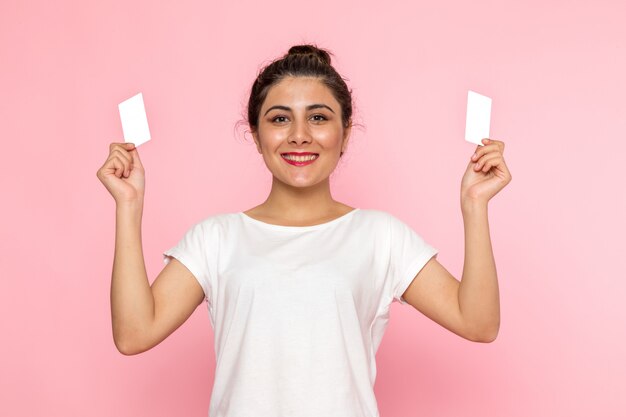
[163,208,438,417]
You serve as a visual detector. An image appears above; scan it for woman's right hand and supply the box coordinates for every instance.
[97,142,145,204]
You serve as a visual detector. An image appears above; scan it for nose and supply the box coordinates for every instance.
[288,118,312,145]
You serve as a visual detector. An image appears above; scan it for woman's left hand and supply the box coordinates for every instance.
[460,138,512,206]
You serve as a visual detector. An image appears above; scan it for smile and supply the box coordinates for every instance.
[281,153,319,166]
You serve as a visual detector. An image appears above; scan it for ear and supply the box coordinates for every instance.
[341,124,352,154]
[251,130,262,154]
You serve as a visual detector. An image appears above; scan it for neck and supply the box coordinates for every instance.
[260,176,338,221]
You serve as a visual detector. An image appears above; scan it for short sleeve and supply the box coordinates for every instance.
[163,221,212,304]
[387,214,438,305]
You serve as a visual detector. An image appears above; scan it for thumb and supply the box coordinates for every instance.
[126,144,144,169]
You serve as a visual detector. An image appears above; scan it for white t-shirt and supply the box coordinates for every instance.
[163,208,438,417]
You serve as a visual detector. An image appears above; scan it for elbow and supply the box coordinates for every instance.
[113,329,150,356]
[114,339,142,356]
[466,322,500,343]
[473,330,499,343]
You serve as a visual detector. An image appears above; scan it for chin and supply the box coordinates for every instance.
[276,175,325,188]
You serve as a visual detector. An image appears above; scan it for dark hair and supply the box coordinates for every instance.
[246,44,353,133]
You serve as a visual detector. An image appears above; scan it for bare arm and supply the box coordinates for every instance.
[111,203,205,355]
[401,138,511,343]
[402,203,499,342]
[99,143,204,355]
[458,202,499,340]
[110,201,153,354]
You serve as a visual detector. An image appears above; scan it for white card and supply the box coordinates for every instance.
[465,90,491,146]
[118,92,151,146]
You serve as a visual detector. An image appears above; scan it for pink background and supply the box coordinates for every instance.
[1,0,625,416]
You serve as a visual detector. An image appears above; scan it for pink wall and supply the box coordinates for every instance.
[1,0,625,416]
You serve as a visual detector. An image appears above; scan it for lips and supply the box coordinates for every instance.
[281,152,319,166]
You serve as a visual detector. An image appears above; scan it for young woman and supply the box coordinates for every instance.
[97,44,512,417]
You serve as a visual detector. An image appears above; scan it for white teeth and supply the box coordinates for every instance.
[282,154,318,162]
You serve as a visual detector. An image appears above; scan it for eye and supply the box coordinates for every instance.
[272,115,288,123]
[310,114,327,122]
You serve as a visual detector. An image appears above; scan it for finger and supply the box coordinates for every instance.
[109,142,136,152]
[477,155,506,174]
[482,138,505,154]
[104,155,126,178]
[493,155,512,179]
[111,149,134,177]
[483,156,513,183]
[110,143,136,162]
[108,143,136,174]
[110,147,132,168]
[481,156,503,173]
[109,143,136,168]
[107,152,132,178]
[474,153,502,172]
[471,143,502,161]
[473,141,500,155]
[110,151,134,177]
[127,146,144,170]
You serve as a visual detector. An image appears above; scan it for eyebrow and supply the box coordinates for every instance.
[263,104,335,116]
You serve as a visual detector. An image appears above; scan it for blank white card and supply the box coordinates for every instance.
[465,90,491,146]
[118,92,151,147]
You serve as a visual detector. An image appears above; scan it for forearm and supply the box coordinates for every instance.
[111,201,154,353]
[458,201,500,342]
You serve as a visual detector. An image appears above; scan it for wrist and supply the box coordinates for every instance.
[461,198,488,216]
[116,199,144,216]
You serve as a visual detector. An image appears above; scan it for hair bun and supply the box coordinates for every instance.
[287,44,332,66]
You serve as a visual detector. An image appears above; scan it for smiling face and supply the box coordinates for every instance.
[252,76,351,189]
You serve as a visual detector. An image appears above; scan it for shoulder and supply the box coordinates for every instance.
[350,209,399,234]
[356,209,425,238]
[355,208,399,224]
[184,212,241,235]
[195,211,239,225]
